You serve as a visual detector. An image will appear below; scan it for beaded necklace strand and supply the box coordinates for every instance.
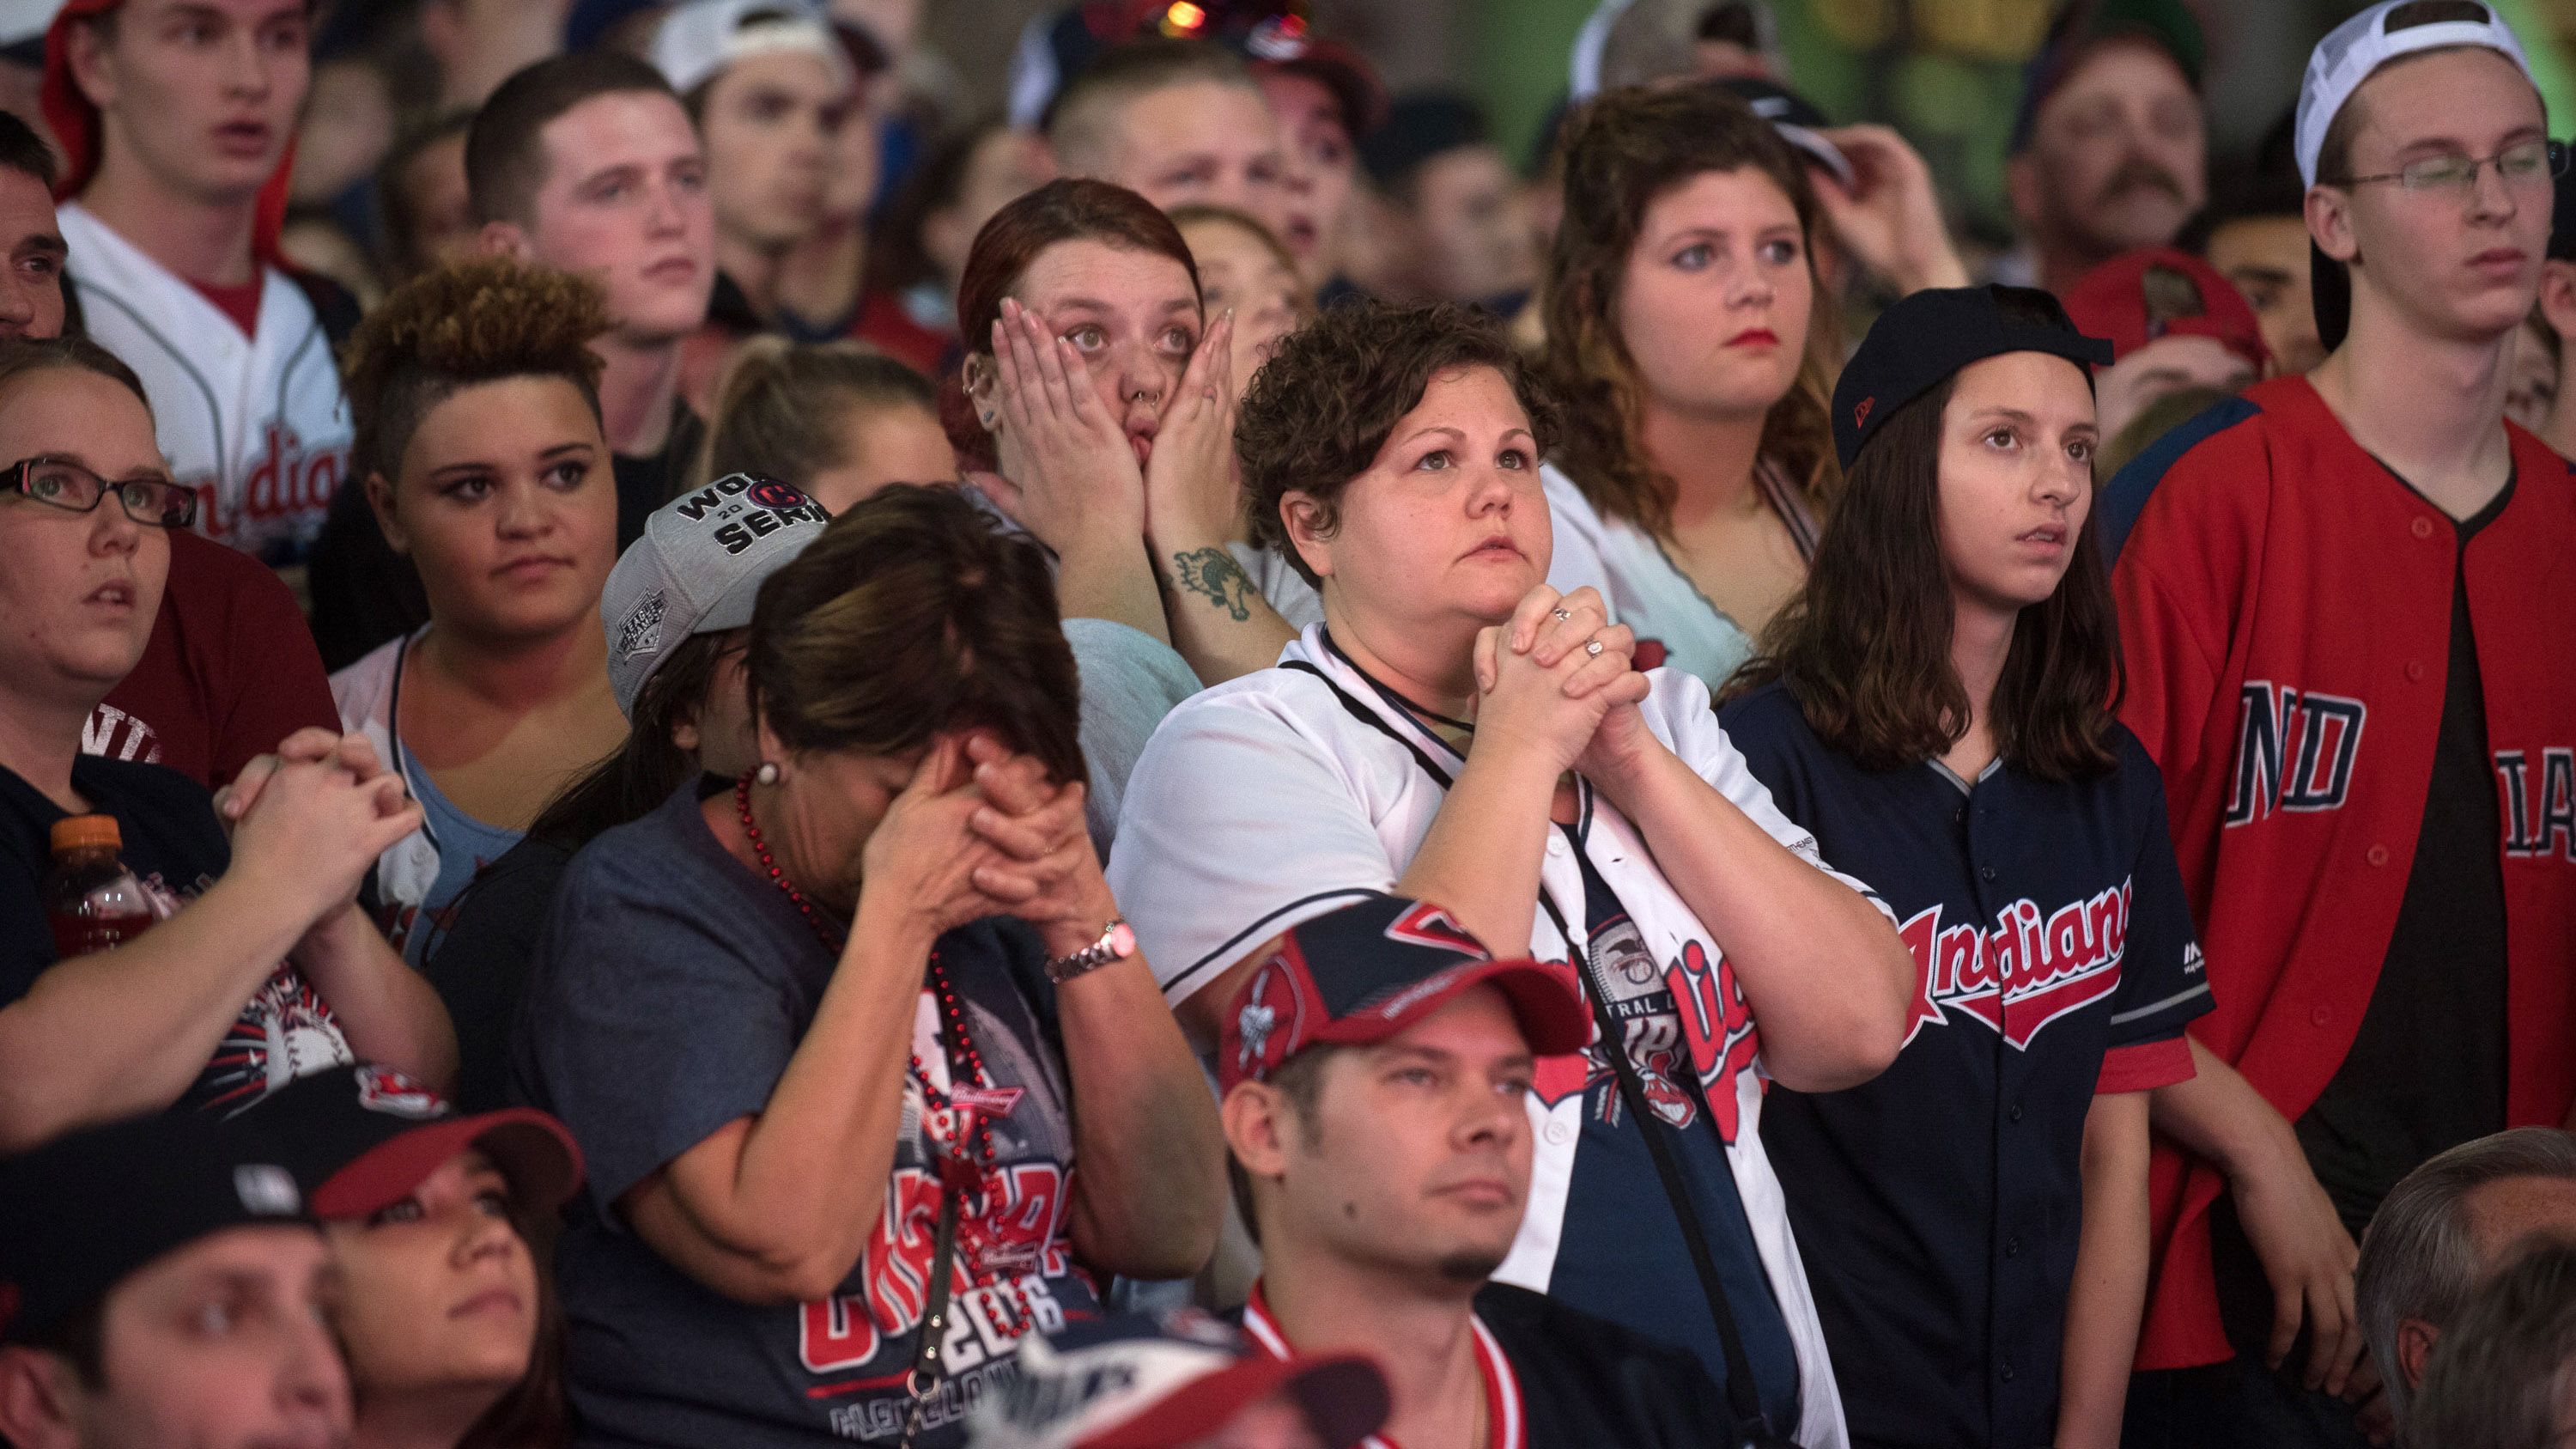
[732,771,1035,1339]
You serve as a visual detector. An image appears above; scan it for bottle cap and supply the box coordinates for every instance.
[49,814,121,855]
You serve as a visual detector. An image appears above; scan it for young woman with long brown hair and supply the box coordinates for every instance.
[1535,83,1837,685]
[1537,82,1964,685]
[1716,286,2211,1449]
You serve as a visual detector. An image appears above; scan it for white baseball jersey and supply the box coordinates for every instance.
[59,204,351,564]
[1109,624,1884,1449]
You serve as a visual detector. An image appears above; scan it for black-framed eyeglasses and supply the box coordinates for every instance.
[2328,138,2569,198]
[3,454,197,529]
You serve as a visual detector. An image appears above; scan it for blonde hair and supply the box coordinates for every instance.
[696,338,940,491]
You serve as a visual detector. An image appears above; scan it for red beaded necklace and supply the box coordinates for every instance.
[732,771,1034,1338]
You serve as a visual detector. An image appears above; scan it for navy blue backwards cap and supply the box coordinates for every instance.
[969,1307,1388,1448]
[1218,893,1591,1093]
[0,1113,311,1344]
[1832,284,2115,471]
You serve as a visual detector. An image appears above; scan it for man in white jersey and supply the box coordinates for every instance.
[43,0,349,568]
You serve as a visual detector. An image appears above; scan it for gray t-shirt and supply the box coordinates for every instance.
[1065,618,1200,852]
[959,483,1203,855]
[513,782,1097,1448]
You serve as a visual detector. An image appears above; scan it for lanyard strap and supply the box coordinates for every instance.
[897,1191,962,1448]
[1538,887,1785,1446]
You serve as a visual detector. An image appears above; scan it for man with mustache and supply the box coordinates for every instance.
[2003,0,2207,297]
[1218,894,1745,1448]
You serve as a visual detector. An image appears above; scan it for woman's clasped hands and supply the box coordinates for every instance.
[1471,584,1656,784]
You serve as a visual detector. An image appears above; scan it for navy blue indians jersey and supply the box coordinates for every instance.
[1719,679,2213,1449]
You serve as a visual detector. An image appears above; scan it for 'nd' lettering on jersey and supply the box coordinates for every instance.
[1722,679,2208,1449]
[2102,375,2576,1371]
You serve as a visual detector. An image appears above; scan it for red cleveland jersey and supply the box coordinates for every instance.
[2101,374,2576,1369]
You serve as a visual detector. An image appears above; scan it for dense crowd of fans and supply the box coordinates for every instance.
[0,0,2573,1446]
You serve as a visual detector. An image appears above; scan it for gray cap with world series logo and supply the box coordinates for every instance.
[600,472,829,718]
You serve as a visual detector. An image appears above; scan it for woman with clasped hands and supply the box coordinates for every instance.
[0,337,453,1151]
[516,486,1221,1449]
[1108,301,1913,1447]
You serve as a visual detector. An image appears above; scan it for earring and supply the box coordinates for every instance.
[979,410,997,428]
[755,761,781,785]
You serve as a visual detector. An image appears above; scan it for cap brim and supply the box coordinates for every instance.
[311,1110,584,1221]
[1774,121,1855,190]
[1271,49,1388,137]
[1081,1352,1388,1449]
[1321,958,1594,1061]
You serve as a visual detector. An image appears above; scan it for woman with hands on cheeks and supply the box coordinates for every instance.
[1108,300,1914,1447]
[952,178,1302,686]
[516,484,1222,1449]
[0,337,453,1154]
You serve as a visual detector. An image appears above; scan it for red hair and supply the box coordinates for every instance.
[941,178,1201,471]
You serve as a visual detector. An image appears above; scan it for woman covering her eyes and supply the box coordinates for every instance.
[246,1062,585,1449]
[331,258,629,966]
[1109,299,1917,1447]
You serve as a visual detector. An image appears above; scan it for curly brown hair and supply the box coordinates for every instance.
[343,255,612,484]
[1236,300,1558,587]
[1538,84,1839,539]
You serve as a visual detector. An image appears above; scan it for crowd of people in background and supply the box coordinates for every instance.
[0,0,2573,1446]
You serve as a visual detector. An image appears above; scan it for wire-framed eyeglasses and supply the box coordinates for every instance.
[4,454,199,529]
[2328,138,2569,198]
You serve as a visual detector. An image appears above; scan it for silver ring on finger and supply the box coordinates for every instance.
[1585,638,1606,657]
[1552,606,1573,622]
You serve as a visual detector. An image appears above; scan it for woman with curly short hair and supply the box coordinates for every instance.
[331,256,629,965]
[1114,298,1916,1448]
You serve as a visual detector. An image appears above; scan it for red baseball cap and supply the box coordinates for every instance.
[41,0,300,261]
[242,1064,585,1221]
[1218,894,1592,1095]
[2061,247,2269,374]
[969,1306,1389,1449]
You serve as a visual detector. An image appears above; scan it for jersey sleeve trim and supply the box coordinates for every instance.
[2105,978,2214,1047]
[2098,393,2263,563]
[2097,1034,2195,1093]
[1161,886,1389,1001]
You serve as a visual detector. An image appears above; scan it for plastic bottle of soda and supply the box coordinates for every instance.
[45,815,155,957]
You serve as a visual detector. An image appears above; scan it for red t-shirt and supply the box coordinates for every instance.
[848,289,952,379]
[90,529,338,788]
[185,273,264,338]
